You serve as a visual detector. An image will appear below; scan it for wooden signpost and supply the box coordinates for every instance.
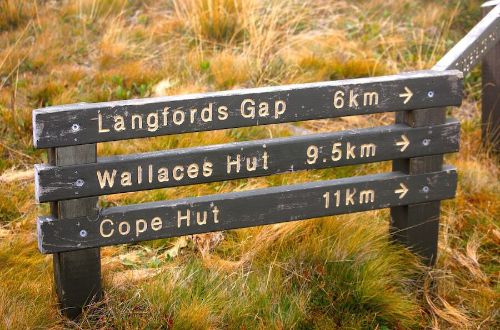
[33,70,464,317]
[31,2,500,316]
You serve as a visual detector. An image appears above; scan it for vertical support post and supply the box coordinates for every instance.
[390,109,446,266]
[482,1,500,152]
[49,144,102,319]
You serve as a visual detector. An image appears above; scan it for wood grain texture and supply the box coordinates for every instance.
[482,3,500,152]
[32,71,462,148]
[387,3,499,265]
[38,167,457,253]
[49,145,102,319]
[35,120,460,202]
[387,9,495,265]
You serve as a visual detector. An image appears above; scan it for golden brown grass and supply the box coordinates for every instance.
[0,0,499,328]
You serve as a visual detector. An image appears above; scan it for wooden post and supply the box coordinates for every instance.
[482,1,500,152]
[390,1,499,266]
[49,145,102,319]
[390,109,446,266]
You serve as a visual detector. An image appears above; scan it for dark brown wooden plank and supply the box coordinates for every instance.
[32,70,463,148]
[35,120,460,202]
[38,167,457,254]
[49,145,102,319]
[482,2,500,152]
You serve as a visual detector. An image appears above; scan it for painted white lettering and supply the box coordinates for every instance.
[258,102,269,117]
[187,163,199,178]
[148,164,153,183]
[331,142,342,161]
[345,188,356,206]
[173,109,185,125]
[137,166,142,184]
[346,142,356,159]
[151,217,162,231]
[114,115,126,131]
[359,190,375,204]
[132,114,143,130]
[241,99,255,118]
[212,206,219,223]
[162,107,170,126]
[201,103,213,122]
[217,106,228,120]
[227,154,241,173]
[203,161,213,177]
[178,209,190,227]
[274,100,286,118]
[135,219,147,237]
[121,172,132,186]
[196,211,207,225]
[246,157,257,171]
[158,167,169,182]
[334,91,344,109]
[349,90,359,107]
[98,111,110,133]
[360,144,376,157]
[173,165,184,181]
[100,219,114,237]
[190,108,198,124]
[363,92,379,106]
[262,151,269,170]
[146,113,159,132]
[118,221,131,235]
[97,170,117,189]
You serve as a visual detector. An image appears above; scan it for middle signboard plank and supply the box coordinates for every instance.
[35,120,460,202]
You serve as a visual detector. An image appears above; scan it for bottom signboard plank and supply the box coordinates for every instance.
[38,166,457,253]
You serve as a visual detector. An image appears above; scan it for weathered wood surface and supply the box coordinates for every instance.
[48,145,102,319]
[387,1,499,267]
[32,70,463,148]
[482,2,500,152]
[386,3,499,265]
[434,3,500,73]
[35,120,460,202]
[38,167,457,253]
[391,105,448,266]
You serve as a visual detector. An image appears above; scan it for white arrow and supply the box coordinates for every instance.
[395,183,409,199]
[399,86,413,104]
[396,134,410,152]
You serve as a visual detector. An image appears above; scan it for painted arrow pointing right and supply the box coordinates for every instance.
[399,86,413,104]
[396,134,410,152]
[395,183,409,199]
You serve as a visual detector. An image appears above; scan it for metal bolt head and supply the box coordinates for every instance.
[427,91,434,98]
[422,139,431,146]
[79,230,88,237]
[75,179,85,187]
[71,123,80,132]
[422,186,430,193]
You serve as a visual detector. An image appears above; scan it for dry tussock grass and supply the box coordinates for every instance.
[0,0,498,328]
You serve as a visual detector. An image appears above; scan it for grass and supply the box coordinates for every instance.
[0,0,499,328]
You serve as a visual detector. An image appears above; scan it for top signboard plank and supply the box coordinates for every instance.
[33,70,463,148]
